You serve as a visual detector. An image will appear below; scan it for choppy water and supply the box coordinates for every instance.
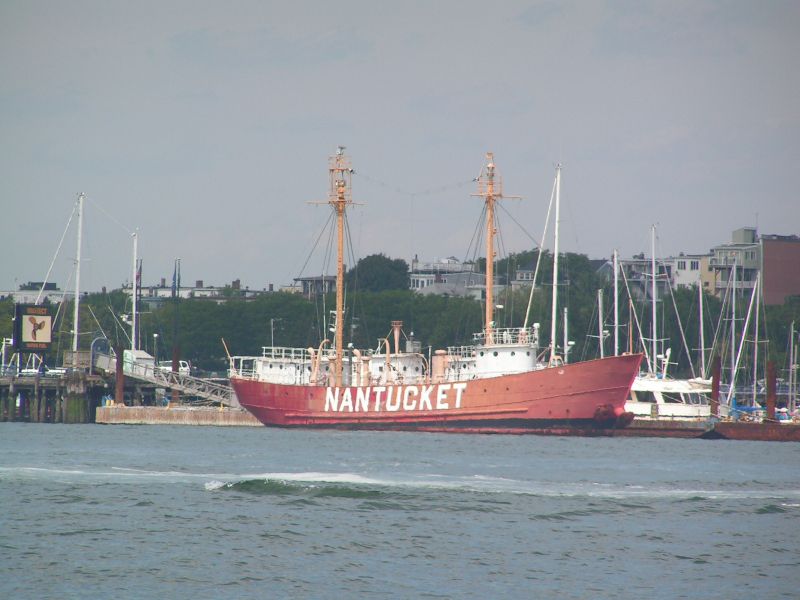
[1,423,798,599]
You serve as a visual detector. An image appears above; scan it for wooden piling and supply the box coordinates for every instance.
[34,386,47,423]
[766,361,776,421]
[114,346,125,405]
[710,356,721,418]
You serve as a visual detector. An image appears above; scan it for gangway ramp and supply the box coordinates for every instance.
[93,351,236,407]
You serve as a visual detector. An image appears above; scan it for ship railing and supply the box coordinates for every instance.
[446,345,476,359]
[259,346,312,361]
[473,327,534,346]
[229,356,258,379]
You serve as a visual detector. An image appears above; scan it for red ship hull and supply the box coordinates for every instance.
[231,354,643,433]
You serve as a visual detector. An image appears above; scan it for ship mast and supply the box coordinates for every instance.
[473,153,518,344]
[549,164,562,366]
[328,147,353,387]
[72,193,84,365]
[650,225,657,374]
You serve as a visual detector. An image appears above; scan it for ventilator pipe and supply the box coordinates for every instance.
[384,339,392,383]
[307,347,317,384]
[431,350,447,384]
[392,320,403,356]
[313,340,330,385]
[352,348,362,386]
[362,355,371,385]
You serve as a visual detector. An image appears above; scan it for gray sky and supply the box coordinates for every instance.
[1,1,798,294]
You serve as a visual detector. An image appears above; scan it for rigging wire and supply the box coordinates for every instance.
[524,173,557,328]
[659,258,697,378]
[36,199,78,304]
[493,207,514,327]
[343,211,371,346]
[620,265,653,373]
[85,196,132,235]
[318,208,338,343]
[707,273,733,375]
[354,172,475,198]
[497,202,542,247]
[296,211,335,280]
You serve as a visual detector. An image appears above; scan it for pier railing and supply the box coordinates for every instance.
[92,351,235,407]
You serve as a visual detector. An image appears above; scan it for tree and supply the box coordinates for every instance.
[346,254,409,292]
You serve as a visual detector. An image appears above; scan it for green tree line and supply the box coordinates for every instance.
[2,251,798,378]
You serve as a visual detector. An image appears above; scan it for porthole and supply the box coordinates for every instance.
[493,351,498,357]
[511,351,516,356]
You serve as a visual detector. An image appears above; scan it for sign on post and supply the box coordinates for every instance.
[14,304,54,352]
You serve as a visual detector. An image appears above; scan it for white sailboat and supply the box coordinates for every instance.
[621,227,713,420]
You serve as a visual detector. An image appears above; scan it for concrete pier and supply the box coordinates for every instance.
[96,405,260,426]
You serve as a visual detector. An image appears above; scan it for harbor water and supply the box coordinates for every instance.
[1,423,798,599]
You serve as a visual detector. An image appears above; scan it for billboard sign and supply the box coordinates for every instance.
[14,304,54,352]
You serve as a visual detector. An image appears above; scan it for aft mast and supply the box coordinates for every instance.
[329,147,354,387]
[473,153,518,344]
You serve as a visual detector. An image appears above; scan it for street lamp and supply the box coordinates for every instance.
[270,318,282,347]
[153,333,159,363]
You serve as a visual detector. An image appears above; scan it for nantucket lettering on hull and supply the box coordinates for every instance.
[324,383,468,413]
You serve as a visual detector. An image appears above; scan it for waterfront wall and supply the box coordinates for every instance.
[96,405,261,427]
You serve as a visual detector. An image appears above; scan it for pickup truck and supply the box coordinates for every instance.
[157,360,191,376]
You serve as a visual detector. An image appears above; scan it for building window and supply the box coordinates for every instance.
[678,260,686,270]
[690,260,699,270]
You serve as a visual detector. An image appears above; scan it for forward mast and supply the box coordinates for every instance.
[328,147,354,387]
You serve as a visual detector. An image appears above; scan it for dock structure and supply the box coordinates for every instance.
[1,348,239,424]
[0,371,107,424]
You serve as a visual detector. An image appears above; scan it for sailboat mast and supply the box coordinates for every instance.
[549,165,562,365]
[731,260,737,383]
[725,272,759,406]
[598,289,605,359]
[650,225,657,374]
[699,281,706,379]
[628,299,634,354]
[329,147,353,387]
[131,231,138,351]
[752,274,761,404]
[790,320,796,413]
[72,193,84,363]
[613,249,619,356]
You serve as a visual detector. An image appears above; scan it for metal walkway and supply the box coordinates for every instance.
[93,352,235,407]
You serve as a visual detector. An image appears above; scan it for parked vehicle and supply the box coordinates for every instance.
[157,360,191,376]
